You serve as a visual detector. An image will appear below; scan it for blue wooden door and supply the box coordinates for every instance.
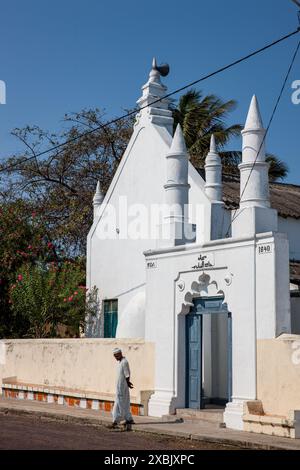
[186,312,202,409]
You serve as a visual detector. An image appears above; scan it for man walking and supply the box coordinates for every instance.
[110,348,135,429]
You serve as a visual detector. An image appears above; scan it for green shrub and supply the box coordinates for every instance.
[9,261,98,338]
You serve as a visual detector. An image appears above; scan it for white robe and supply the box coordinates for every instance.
[112,357,133,423]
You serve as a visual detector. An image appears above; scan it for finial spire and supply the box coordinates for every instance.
[169,124,187,155]
[148,57,161,84]
[93,180,104,219]
[244,95,264,130]
[210,134,217,153]
[205,134,222,202]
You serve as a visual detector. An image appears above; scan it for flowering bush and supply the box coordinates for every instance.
[0,201,98,338]
[0,201,52,337]
[9,261,98,338]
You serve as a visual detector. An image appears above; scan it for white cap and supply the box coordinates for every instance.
[113,348,122,355]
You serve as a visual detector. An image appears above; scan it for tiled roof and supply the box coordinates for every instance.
[221,175,300,219]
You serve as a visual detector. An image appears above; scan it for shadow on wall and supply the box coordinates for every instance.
[116,291,146,338]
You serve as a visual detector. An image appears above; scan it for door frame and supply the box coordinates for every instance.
[185,296,232,409]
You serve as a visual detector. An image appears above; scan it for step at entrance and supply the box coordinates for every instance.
[175,407,225,425]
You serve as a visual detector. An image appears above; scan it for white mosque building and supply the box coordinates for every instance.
[86,59,300,436]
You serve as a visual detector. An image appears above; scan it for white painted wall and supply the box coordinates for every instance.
[144,231,291,430]
[87,115,214,339]
[87,120,172,338]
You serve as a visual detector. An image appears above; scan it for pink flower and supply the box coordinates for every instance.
[68,296,73,302]
[17,274,23,281]
[63,298,67,302]
[27,245,32,249]
[74,291,78,295]
[47,242,53,249]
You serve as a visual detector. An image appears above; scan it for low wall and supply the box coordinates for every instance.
[0,338,155,400]
[257,334,300,417]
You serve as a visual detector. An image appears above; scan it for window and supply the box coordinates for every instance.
[103,299,118,338]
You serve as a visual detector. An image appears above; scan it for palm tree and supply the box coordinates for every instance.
[171,90,288,181]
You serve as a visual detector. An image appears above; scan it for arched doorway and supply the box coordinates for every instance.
[186,296,232,409]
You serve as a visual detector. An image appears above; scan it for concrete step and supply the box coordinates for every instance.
[175,408,225,425]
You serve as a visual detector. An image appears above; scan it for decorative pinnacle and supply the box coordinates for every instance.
[151,57,170,78]
[93,180,104,205]
[210,134,217,153]
[169,124,188,155]
[244,95,264,130]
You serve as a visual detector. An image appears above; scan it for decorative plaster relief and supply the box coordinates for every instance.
[224,273,233,286]
[176,271,226,315]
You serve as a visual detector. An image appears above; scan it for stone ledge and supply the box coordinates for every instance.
[243,413,291,427]
[2,380,153,416]
[243,400,300,438]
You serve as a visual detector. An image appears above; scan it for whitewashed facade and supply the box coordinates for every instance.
[86,60,300,433]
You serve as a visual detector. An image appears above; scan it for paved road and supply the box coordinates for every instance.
[0,413,241,450]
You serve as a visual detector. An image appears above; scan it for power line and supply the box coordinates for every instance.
[225,38,300,238]
[1,28,299,175]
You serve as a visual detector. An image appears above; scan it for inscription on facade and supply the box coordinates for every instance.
[192,253,215,270]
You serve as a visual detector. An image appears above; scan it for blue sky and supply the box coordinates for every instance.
[0,0,299,182]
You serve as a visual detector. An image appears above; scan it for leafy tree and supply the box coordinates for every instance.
[171,89,288,181]
[0,200,97,338]
[0,200,55,337]
[0,109,134,256]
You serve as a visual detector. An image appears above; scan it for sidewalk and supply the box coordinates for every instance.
[0,397,300,450]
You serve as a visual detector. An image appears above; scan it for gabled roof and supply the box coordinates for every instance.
[221,175,300,220]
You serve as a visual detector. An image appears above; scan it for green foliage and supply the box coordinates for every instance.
[9,261,98,338]
[171,89,288,181]
[0,109,134,256]
[0,200,54,337]
[0,201,98,338]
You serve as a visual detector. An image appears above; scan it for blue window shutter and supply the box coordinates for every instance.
[104,300,118,338]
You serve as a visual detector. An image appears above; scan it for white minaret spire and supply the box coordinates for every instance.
[160,124,195,246]
[164,124,190,217]
[205,134,222,202]
[239,95,270,208]
[93,180,104,220]
[232,95,278,237]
